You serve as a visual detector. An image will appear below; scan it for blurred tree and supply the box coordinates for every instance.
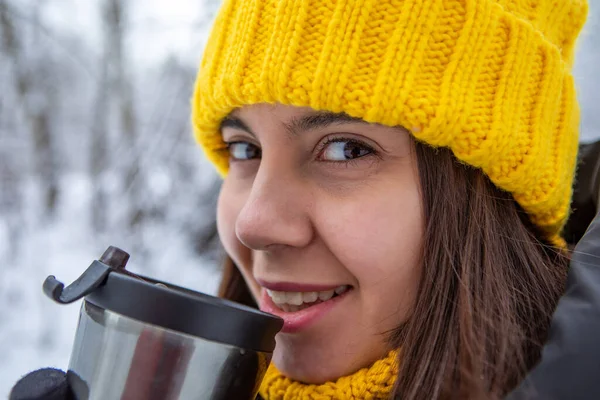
[106,0,143,230]
[104,0,143,231]
[138,53,222,262]
[0,1,23,255]
[90,0,144,234]
[89,0,113,232]
[0,0,59,219]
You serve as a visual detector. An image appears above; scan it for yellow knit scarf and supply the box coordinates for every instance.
[258,351,399,400]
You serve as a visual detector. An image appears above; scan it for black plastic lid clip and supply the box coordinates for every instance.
[43,246,130,304]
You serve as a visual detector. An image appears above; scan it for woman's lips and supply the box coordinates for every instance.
[259,287,352,333]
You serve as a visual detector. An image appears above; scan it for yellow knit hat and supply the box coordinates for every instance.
[192,0,588,242]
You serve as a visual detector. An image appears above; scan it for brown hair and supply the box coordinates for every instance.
[217,141,568,399]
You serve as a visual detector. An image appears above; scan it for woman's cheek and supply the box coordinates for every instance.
[315,182,423,323]
[217,182,263,300]
[216,185,236,255]
[217,183,250,269]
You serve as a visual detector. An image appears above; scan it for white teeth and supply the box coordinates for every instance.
[302,291,318,303]
[318,290,334,301]
[288,304,301,313]
[266,289,287,304]
[266,285,351,311]
[335,285,349,295]
[286,292,303,306]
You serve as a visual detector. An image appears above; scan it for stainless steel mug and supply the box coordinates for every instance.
[44,246,283,400]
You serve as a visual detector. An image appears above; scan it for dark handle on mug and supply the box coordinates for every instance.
[43,246,130,304]
[43,261,112,304]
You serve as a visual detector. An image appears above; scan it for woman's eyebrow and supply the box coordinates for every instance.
[219,111,369,138]
[284,112,369,137]
[220,116,256,137]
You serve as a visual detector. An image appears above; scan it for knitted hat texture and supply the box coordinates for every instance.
[192,0,588,241]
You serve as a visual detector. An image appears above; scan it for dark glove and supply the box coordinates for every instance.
[10,368,73,400]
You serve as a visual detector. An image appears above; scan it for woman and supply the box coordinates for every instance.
[191,0,589,399]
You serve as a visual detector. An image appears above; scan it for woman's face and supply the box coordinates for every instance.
[217,103,424,383]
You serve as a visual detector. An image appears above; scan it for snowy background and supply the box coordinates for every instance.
[0,0,599,397]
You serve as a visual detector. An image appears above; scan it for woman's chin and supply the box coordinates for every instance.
[272,347,343,384]
[271,342,377,384]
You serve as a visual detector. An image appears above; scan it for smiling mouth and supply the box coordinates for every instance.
[265,285,352,313]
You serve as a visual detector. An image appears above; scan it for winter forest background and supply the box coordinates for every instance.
[0,0,599,396]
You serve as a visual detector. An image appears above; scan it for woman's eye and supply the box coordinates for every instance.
[320,139,373,162]
[227,142,261,161]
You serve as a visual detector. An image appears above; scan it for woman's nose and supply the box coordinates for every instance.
[235,170,313,251]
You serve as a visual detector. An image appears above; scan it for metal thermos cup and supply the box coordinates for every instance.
[43,246,283,400]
